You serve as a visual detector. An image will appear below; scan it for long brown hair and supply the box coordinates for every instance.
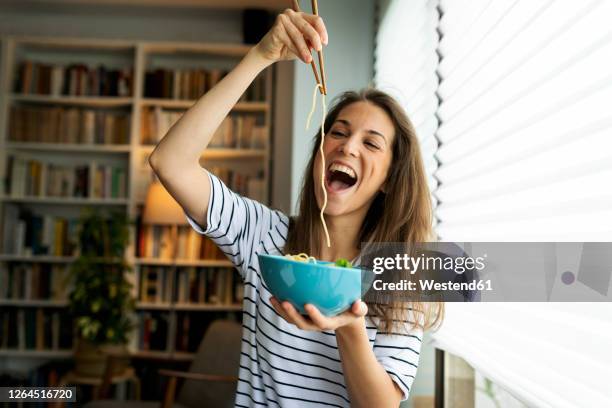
[284,88,443,332]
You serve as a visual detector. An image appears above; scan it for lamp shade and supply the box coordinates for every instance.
[142,182,189,226]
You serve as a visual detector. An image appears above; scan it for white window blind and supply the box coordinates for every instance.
[374,0,441,204]
[374,1,612,407]
[432,303,612,407]
[434,0,612,241]
[432,1,612,406]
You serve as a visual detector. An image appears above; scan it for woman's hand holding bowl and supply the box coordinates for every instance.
[270,297,368,332]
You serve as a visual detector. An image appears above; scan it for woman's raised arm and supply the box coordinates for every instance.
[149,8,328,227]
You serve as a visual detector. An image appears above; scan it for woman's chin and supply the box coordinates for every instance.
[321,197,357,216]
[315,185,362,216]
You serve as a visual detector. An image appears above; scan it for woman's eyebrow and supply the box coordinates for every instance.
[334,119,351,127]
[335,119,387,141]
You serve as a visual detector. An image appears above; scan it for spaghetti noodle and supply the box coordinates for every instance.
[306,83,331,248]
[285,253,317,263]
[283,253,352,268]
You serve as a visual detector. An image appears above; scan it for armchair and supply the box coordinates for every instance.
[85,319,242,408]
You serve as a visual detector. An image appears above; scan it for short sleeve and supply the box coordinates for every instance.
[185,171,289,280]
[373,325,423,401]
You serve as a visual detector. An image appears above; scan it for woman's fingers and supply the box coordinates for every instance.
[290,0,328,46]
[282,301,317,330]
[270,297,315,330]
[352,300,368,316]
[279,11,312,63]
[271,297,365,331]
[270,296,292,321]
[301,13,328,45]
[304,304,331,329]
[273,26,301,61]
[288,11,323,51]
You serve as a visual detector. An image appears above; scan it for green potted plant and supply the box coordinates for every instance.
[69,209,135,377]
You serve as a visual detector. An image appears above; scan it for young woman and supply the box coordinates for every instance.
[150,8,442,408]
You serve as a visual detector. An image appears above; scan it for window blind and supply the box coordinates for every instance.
[374,0,441,206]
[435,0,612,241]
[432,1,612,406]
[432,303,612,407]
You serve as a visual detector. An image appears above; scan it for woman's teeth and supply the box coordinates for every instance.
[328,163,356,179]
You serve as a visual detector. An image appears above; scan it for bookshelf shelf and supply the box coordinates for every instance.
[13,35,134,51]
[134,257,233,267]
[5,142,131,153]
[136,302,240,311]
[142,42,252,56]
[136,302,172,310]
[0,196,130,205]
[0,299,69,307]
[11,94,134,107]
[0,349,74,358]
[0,254,76,263]
[174,303,242,311]
[139,146,265,160]
[140,98,268,112]
[131,350,194,361]
[201,148,266,159]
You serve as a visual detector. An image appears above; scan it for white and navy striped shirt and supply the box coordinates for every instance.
[186,172,422,407]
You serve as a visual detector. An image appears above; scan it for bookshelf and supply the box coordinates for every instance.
[0,35,274,361]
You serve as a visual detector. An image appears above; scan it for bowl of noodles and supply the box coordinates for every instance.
[257,253,365,316]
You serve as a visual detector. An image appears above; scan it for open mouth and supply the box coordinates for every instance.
[325,162,358,193]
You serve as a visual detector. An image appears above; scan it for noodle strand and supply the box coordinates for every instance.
[285,253,317,263]
[306,83,331,248]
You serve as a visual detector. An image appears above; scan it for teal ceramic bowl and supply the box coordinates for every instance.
[257,254,363,317]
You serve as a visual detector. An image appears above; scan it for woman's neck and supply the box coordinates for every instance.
[317,211,365,262]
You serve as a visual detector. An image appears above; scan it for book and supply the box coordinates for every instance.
[8,105,130,145]
[15,60,133,97]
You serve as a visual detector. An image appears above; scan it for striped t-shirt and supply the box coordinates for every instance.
[186,172,422,407]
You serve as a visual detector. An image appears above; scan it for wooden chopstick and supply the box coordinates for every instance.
[292,0,326,95]
[310,0,327,95]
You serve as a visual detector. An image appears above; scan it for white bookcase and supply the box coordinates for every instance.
[0,35,274,360]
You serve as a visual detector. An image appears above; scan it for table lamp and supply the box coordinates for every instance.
[142,181,189,260]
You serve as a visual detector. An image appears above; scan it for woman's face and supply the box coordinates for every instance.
[313,101,395,217]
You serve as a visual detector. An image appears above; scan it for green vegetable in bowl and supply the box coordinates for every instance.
[334,258,352,268]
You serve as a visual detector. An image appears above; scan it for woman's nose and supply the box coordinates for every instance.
[338,136,359,157]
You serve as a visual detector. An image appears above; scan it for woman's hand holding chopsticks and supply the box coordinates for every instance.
[255,8,328,64]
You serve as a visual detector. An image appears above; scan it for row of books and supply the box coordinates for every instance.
[139,266,242,305]
[209,114,268,149]
[138,312,233,352]
[144,68,266,101]
[210,166,266,202]
[6,156,128,199]
[0,263,71,301]
[15,61,133,97]
[141,107,267,149]
[138,312,169,351]
[144,68,225,100]
[0,308,73,351]
[8,105,130,145]
[1,207,77,256]
[136,224,224,260]
[175,267,242,305]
